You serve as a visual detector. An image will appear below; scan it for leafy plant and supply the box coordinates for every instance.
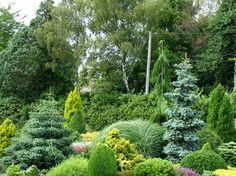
[213,166,236,176]
[133,158,178,176]
[88,143,117,176]
[105,128,144,172]
[176,167,200,176]
[94,119,165,158]
[6,165,22,176]
[47,157,88,176]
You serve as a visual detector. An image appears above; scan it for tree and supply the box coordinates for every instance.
[0,6,22,51]
[163,58,204,163]
[151,40,171,96]
[0,118,17,157]
[2,98,72,169]
[207,84,225,130]
[64,86,85,133]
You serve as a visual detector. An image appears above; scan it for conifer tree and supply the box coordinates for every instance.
[151,40,171,96]
[163,58,204,163]
[0,118,17,157]
[64,86,85,133]
[217,95,236,142]
[2,98,72,169]
[207,84,225,130]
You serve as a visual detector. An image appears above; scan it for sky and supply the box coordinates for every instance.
[0,0,61,25]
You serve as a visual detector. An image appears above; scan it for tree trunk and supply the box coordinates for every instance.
[121,53,130,93]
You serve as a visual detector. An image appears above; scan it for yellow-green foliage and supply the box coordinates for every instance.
[0,118,17,157]
[105,128,144,172]
[213,166,236,176]
[81,132,99,142]
[64,86,85,132]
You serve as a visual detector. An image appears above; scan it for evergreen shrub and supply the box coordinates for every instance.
[180,145,227,174]
[88,143,117,176]
[47,157,88,176]
[133,158,178,176]
[218,142,236,166]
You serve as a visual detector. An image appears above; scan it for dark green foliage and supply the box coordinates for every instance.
[196,95,210,122]
[180,147,227,174]
[47,157,88,176]
[88,143,117,176]
[207,85,236,142]
[133,158,178,176]
[218,142,236,166]
[151,41,171,96]
[1,98,72,169]
[93,120,165,158]
[88,93,167,130]
[163,58,204,162]
[70,110,86,134]
[0,96,24,125]
[197,128,223,151]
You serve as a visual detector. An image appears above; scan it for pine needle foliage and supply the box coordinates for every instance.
[163,58,204,163]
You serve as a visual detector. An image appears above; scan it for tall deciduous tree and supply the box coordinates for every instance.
[163,58,204,162]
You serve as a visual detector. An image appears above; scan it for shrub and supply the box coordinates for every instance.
[0,118,18,157]
[47,157,88,176]
[133,158,178,176]
[94,120,165,158]
[201,171,216,176]
[105,129,144,172]
[6,165,22,176]
[88,143,117,176]
[64,86,85,133]
[180,145,227,174]
[1,98,72,169]
[213,166,236,176]
[218,142,236,166]
[81,132,99,142]
[197,128,223,150]
[176,167,200,176]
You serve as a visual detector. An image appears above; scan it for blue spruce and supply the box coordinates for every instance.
[163,57,204,163]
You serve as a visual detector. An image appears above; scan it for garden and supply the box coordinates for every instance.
[0,0,236,176]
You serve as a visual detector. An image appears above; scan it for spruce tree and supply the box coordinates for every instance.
[2,98,72,169]
[163,58,204,163]
[151,40,171,96]
[64,86,85,133]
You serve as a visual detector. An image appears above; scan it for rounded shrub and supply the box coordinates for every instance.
[176,167,200,176]
[197,128,223,150]
[6,164,22,176]
[88,143,117,176]
[180,146,227,174]
[133,158,178,176]
[47,157,88,176]
[94,119,165,157]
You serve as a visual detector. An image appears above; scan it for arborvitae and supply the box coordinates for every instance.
[151,40,171,96]
[207,84,225,130]
[0,118,17,157]
[217,95,236,142]
[163,58,204,163]
[64,86,85,133]
[2,98,72,169]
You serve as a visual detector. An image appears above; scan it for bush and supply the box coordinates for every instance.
[94,119,165,158]
[180,145,227,174]
[6,165,22,176]
[105,129,144,172]
[213,166,236,176]
[218,142,236,166]
[176,167,200,176]
[0,118,18,157]
[197,128,223,150]
[47,157,88,176]
[133,158,178,176]
[88,143,117,176]
[1,98,72,169]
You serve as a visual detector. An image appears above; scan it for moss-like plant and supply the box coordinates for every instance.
[105,128,144,172]
[88,143,117,176]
